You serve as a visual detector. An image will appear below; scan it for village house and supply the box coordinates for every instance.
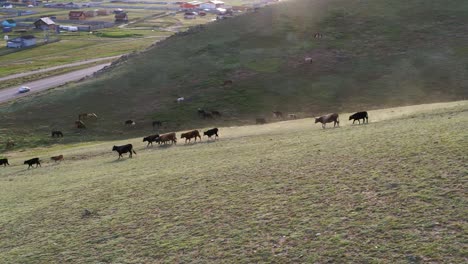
[7,35,36,48]
[200,0,224,10]
[84,10,97,17]
[114,12,128,23]
[34,17,57,30]
[97,9,111,16]
[69,11,86,20]
[180,1,202,10]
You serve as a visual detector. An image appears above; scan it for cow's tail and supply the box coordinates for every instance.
[133,150,137,155]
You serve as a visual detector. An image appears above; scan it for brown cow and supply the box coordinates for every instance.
[78,113,98,121]
[272,111,283,119]
[51,155,64,162]
[75,120,86,129]
[222,80,233,86]
[156,132,177,145]
[181,130,201,143]
[315,113,339,129]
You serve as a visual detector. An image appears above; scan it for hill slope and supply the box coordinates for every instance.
[1,0,468,149]
[0,101,467,263]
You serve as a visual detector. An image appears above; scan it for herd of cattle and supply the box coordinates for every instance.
[1,111,368,169]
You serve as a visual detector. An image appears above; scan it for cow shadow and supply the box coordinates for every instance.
[107,158,132,163]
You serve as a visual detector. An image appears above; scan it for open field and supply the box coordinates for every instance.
[1,0,467,150]
[0,101,467,263]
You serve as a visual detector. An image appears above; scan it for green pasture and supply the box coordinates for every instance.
[0,102,466,263]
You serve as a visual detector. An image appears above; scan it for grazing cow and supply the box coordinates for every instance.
[256,118,267,124]
[349,111,369,124]
[0,158,9,166]
[50,155,64,162]
[211,110,221,117]
[223,80,233,86]
[314,32,323,39]
[5,140,15,149]
[176,97,185,103]
[315,113,340,129]
[181,130,201,143]
[143,134,160,147]
[202,112,214,119]
[152,120,163,129]
[204,128,219,139]
[304,57,313,64]
[156,132,177,145]
[51,130,63,137]
[125,120,136,126]
[78,113,98,121]
[75,120,86,129]
[272,111,283,119]
[197,108,206,116]
[112,144,136,159]
[24,158,41,169]
[288,114,297,119]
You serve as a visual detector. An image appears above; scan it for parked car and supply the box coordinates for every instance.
[18,86,30,93]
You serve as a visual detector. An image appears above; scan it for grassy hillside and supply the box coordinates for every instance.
[0,102,467,263]
[1,0,468,149]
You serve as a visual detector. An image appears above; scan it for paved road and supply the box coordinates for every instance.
[0,56,120,82]
[0,63,110,104]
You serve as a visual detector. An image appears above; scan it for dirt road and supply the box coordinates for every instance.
[0,63,110,104]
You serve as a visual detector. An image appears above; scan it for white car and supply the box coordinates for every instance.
[18,86,31,93]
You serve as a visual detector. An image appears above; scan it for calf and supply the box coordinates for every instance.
[256,118,267,124]
[181,130,201,143]
[156,132,177,145]
[112,144,136,159]
[51,155,64,162]
[24,158,41,169]
[51,130,63,137]
[349,111,368,124]
[203,128,219,140]
[315,113,339,129]
[0,158,9,166]
[143,134,160,147]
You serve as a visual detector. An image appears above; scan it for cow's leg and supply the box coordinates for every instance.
[129,152,132,158]
[357,119,360,124]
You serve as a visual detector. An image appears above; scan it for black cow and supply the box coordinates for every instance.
[143,134,160,147]
[197,108,206,116]
[125,120,135,126]
[211,111,221,117]
[24,158,41,169]
[152,120,163,129]
[349,111,368,124]
[256,118,267,124]
[51,130,63,137]
[112,144,136,159]
[202,112,213,119]
[204,128,219,139]
[0,158,9,166]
